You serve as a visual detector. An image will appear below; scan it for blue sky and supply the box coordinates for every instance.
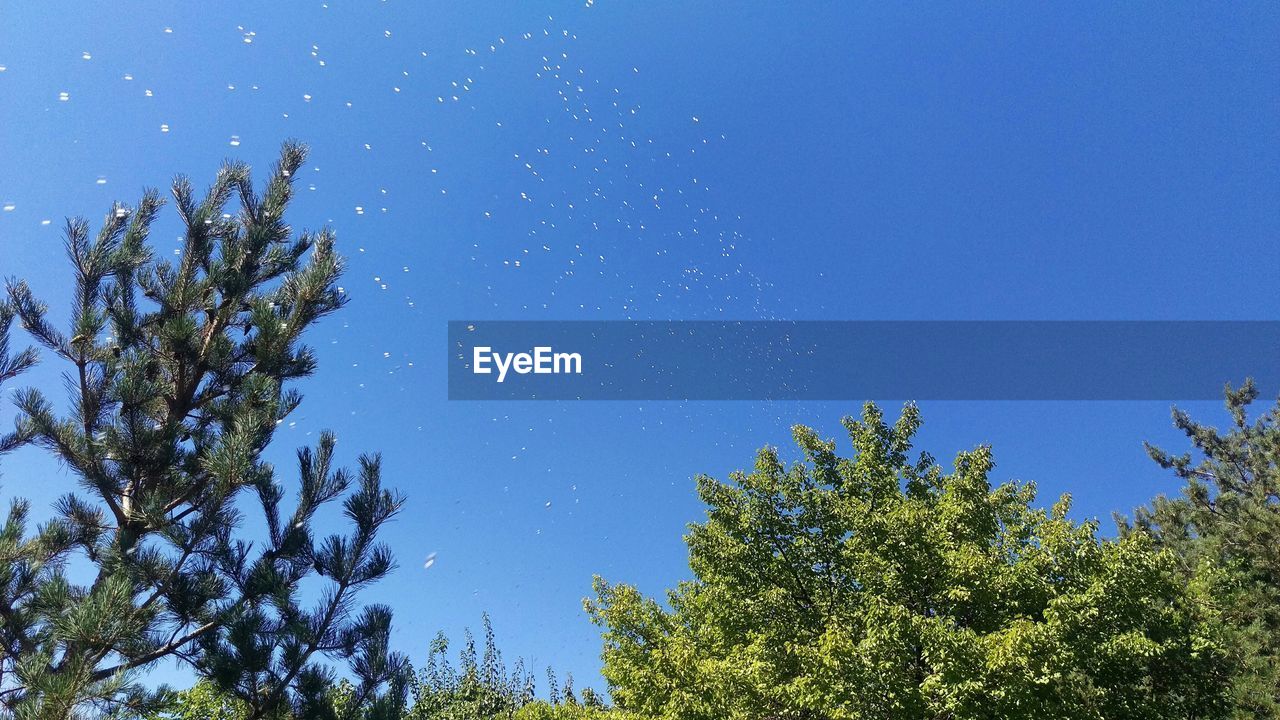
[1,0,1278,695]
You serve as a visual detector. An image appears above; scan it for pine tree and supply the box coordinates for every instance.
[1127,379,1280,716]
[0,142,407,719]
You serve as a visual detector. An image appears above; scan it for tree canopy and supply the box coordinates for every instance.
[588,403,1233,720]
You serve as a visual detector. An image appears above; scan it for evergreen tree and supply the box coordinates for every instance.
[0,142,407,719]
[0,302,38,458]
[588,403,1233,720]
[1126,380,1280,716]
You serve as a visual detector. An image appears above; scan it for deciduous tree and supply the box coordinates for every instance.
[589,403,1232,720]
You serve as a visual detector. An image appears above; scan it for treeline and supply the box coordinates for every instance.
[115,391,1280,720]
[588,394,1278,719]
[124,614,625,720]
[0,144,1276,718]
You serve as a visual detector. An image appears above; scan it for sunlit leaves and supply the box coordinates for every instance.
[590,403,1232,719]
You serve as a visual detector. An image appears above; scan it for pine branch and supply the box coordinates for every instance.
[1,141,407,718]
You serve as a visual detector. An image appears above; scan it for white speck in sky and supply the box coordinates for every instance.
[229,135,241,146]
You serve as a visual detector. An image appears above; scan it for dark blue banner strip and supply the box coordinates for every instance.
[447,321,1280,400]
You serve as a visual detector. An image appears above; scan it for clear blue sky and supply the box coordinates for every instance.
[1,1,1277,695]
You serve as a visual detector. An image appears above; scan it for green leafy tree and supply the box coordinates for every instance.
[512,685,633,720]
[0,142,407,719]
[1126,380,1280,717]
[588,403,1232,720]
[513,701,637,720]
[402,614,535,720]
[132,681,264,720]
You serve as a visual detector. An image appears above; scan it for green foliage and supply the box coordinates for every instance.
[1126,380,1280,717]
[0,302,38,461]
[402,614,535,719]
[118,616,619,720]
[9,139,1270,720]
[130,681,260,720]
[0,143,406,719]
[513,701,632,720]
[398,614,614,720]
[588,403,1233,720]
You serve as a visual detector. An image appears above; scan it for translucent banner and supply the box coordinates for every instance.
[447,321,1280,400]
